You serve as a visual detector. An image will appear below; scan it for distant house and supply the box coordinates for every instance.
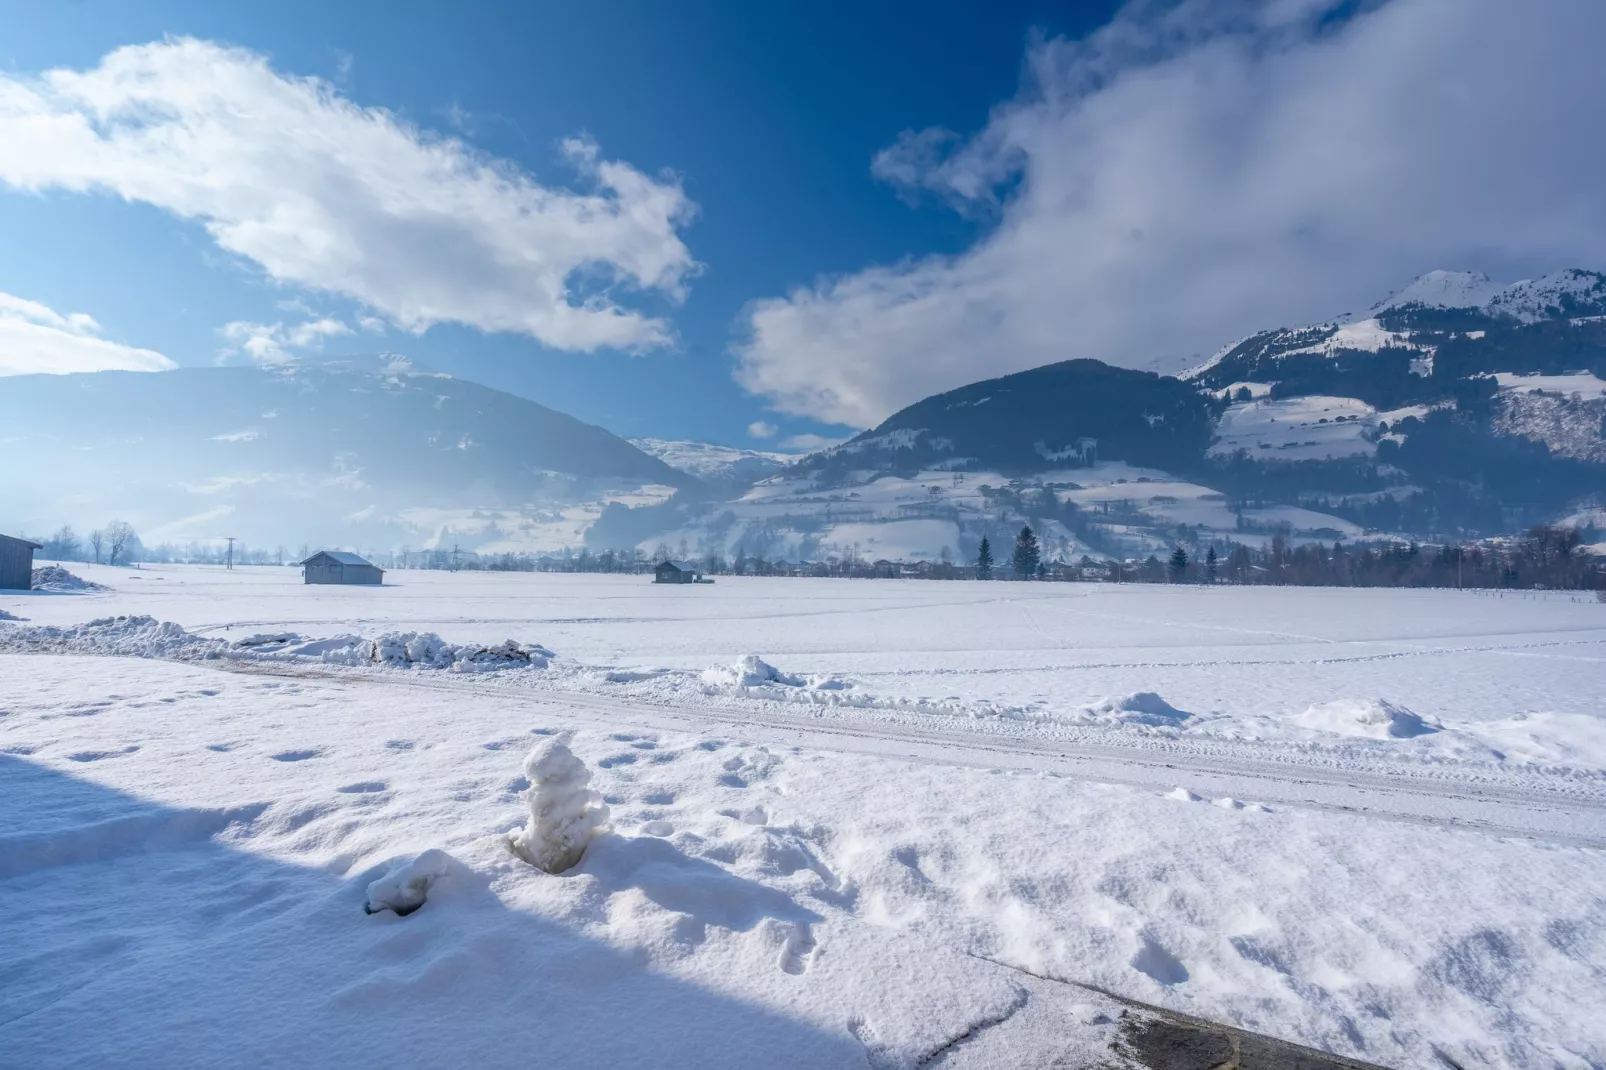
[653,560,704,584]
[300,551,384,586]
[0,533,43,591]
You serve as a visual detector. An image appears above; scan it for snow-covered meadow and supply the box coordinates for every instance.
[3,564,1604,1068]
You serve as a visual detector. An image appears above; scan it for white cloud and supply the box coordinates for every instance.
[0,38,698,354]
[736,0,1606,428]
[781,432,849,452]
[0,291,174,376]
[219,316,352,364]
[746,420,778,439]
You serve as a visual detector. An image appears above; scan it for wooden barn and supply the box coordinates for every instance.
[299,551,385,586]
[653,559,704,584]
[0,533,43,591]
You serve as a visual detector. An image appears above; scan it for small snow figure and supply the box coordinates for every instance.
[508,737,609,874]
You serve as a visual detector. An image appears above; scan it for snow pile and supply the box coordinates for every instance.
[699,654,850,693]
[0,608,21,621]
[0,615,551,673]
[0,615,224,659]
[702,655,803,689]
[364,849,455,916]
[507,738,610,873]
[1296,698,1440,739]
[1079,692,1191,727]
[30,566,108,592]
[302,631,552,671]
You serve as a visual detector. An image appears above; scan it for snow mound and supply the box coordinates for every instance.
[508,738,610,874]
[30,566,108,592]
[699,655,851,693]
[0,616,552,672]
[1297,698,1439,739]
[0,615,223,659]
[364,849,455,916]
[0,608,21,622]
[1082,692,1190,727]
[702,655,800,688]
[309,631,552,671]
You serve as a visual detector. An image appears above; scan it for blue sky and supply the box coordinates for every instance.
[0,1,1116,447]
[2,0,1605,448]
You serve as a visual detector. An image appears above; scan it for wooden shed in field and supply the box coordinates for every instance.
[299,551,384,586]
[653,559,704,584]
[0,533,43,591]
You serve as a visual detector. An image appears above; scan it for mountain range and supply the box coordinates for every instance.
[3,270,1602,560]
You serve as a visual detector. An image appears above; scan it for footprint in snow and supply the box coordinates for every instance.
[598,752,637,768]
[337,781,389,794]
[778,922,818,975]
[270,749,323,762]
[384,740,416,751]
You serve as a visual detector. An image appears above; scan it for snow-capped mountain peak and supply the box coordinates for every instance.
[1366,270,1501,316]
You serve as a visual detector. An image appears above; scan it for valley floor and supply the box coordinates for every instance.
[2,566,1603,1068]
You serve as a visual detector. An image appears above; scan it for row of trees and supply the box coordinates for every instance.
[37,522,141,566]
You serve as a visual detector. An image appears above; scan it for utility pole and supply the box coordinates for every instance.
[1457,544,1463,590]
[451,543,461,572]
[225,536,236,571]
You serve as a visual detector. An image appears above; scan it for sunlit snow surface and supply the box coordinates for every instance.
[3,564,1605,1069]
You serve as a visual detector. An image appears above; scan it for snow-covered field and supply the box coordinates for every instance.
[3,564,1604,1068]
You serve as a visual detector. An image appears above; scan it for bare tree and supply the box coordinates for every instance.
[104,520,136,566]
[89,529,105,565]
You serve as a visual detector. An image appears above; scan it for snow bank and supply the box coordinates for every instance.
[507,738,609,873]
[30,566,108,592]
[1296,698,1439,739]
[364,849,455,916]
[0,615,552,673]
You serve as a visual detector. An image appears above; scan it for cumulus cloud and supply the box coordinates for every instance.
[0,291,174,376]
[736,0,1606,428]
[219,316,353,364]
[746,420,779,439]
[0,38,698,353]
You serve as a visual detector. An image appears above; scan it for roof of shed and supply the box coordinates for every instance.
[301,550,378,567]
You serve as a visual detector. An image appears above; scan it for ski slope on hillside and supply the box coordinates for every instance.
[3,565,1604,1068]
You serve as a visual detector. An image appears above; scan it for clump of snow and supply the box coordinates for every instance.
[507,738,609,874]
[0,615,551,672]
[700,655,851,693]
[702,655,801,688]
[30,566,108,592]
[1297,698,1440,739]
[1164,786,1201,802]
[364,849,455,916]
[1082,692,1190,727]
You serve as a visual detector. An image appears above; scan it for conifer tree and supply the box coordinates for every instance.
[1168,545,1189,582]
[1012,525,1040,580]
[976,536,993,579]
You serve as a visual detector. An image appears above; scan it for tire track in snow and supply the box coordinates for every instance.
[212,661,1606,849]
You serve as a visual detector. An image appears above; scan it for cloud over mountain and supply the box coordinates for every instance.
[735,0,1606,428]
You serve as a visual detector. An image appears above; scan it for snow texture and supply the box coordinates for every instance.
[3,566,1606,1068]
[507,738,610,873]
